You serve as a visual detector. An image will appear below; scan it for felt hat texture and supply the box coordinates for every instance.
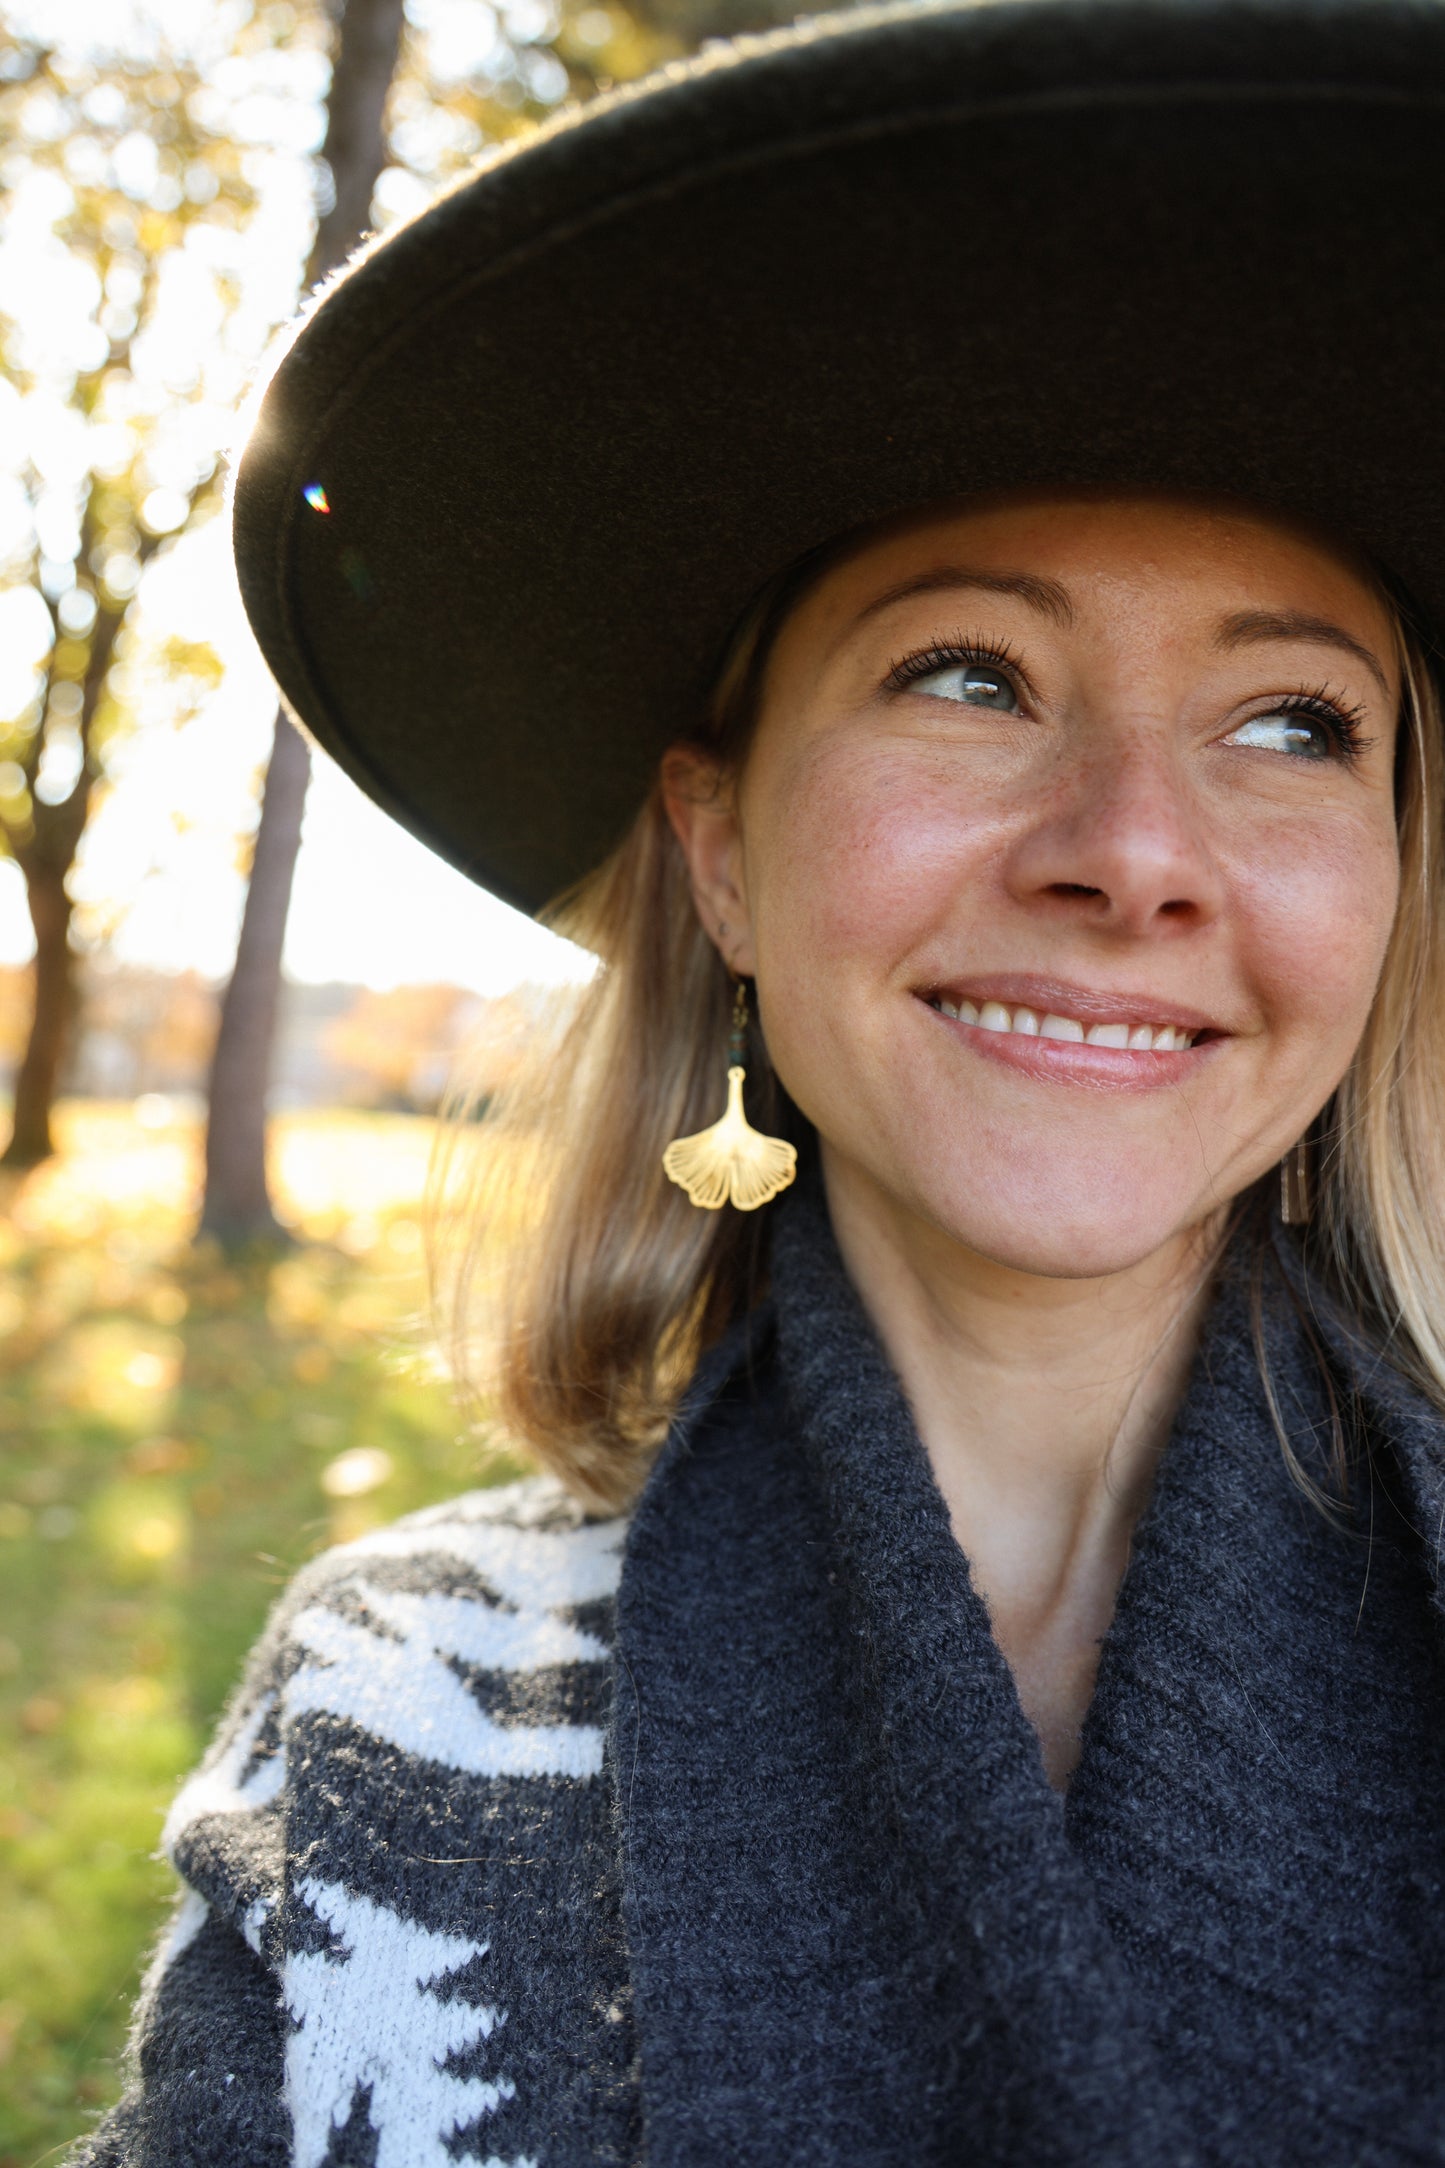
[232,0,1445,916]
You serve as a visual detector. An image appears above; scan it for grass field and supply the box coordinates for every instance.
[0,1101,522,2167]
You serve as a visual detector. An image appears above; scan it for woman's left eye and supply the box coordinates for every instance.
[913,663,1020,712]
[1225,709,1337,761]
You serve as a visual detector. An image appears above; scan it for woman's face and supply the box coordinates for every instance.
[669,493,1403,1278]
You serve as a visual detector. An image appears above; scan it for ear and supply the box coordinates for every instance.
[659,744,757,977]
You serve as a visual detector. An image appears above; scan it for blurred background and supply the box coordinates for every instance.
[0,0,847,2154]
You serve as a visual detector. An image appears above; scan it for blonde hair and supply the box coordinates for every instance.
[1310,627,1445,1445]
[430,552,1445,1518]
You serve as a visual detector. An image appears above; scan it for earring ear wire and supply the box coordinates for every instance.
[662,976,798,1211]
[1280,1134,1313,1227]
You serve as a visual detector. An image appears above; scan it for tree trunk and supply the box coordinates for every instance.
[1,542,118,1169]
[2,864,75,1168]
[199,709,311,1239]
[199,0,406,1245]
[309,0,408,270]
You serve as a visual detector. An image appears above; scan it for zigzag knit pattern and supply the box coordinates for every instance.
[73,1478,638,2168]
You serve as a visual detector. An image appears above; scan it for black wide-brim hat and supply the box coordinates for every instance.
[233,0,1445,917]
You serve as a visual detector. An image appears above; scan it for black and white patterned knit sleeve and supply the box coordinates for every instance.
[71,1477,638,2168]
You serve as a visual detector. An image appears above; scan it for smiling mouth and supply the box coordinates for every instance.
[923,992,1219,1053]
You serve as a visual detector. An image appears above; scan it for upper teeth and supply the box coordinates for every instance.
[932,997,1193,1052]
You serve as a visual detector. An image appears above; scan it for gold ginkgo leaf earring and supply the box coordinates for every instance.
[662,977,798,1212]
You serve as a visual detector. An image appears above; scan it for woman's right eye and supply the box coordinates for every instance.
[912,662,1020,712]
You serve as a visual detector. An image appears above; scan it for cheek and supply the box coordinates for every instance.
[746,741,992,979]
[1231,810,1399,1065]
[742,738,1008,1148]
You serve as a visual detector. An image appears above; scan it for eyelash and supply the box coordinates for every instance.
[1263,686,1371,761]
[883,636,1028,698]
[881,641,1371,763]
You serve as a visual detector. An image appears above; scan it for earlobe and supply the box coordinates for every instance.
[660,746,757,973]
[691,893,758,978]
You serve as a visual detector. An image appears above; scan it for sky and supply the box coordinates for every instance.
[0,508,594,996]
[0,0,598,997]
[0,514,595,994]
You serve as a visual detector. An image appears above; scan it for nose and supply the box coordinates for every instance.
[1003,724,1227,939]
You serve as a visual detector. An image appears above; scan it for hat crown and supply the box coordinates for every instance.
[233,0,1445,912]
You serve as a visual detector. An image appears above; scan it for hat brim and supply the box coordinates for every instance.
[232,0,1445,917]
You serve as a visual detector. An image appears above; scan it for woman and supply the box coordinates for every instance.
[80,1,1445,2163]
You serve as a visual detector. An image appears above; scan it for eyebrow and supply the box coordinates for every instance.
[1212,609,1392,699]
[845,577,1393,700]
[849,567,1077,632]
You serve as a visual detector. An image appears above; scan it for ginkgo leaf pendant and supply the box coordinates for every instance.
[662,1065,798,1211]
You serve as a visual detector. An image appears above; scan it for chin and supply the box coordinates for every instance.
[911,1163,1228,1282]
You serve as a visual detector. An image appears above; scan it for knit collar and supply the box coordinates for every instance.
[763,1169,1200,2159]
[614,1170,1445,2167]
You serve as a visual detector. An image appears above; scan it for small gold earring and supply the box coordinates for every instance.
[1280,1135,1313,1226]
[662,978,798,1212]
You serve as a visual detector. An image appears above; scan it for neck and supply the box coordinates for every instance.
[819,1146,1224,1785]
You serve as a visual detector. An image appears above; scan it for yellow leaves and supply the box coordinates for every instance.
[124,1434,200,1476]
[37,1320,182,1427]
[91,1480,189,1579]
[145,1284,187,1326]
[136,209,179,257]
[13,1106,197,1241]
[562,5,680,85]
[266,1253,332,1331]
[126,1511,185,1563]
[50,638,90,680]
[152,633,223,699]
[123,1348,175,1392]
[0,767,33,829]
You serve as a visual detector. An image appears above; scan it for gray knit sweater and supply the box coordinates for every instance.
[74,1179,1445,2166]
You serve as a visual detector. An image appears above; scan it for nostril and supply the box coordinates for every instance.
[1051,882,1106,900]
